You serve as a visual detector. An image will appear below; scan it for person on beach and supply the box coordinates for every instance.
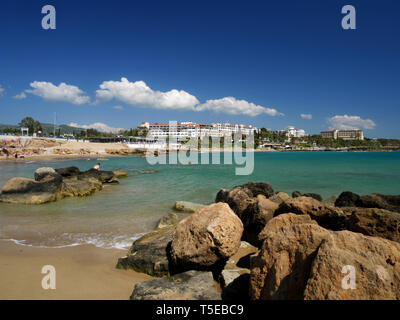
[93,163,101,170]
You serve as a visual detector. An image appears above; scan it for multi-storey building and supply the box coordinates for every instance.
[285,126,306,138]
[320,129,364,140]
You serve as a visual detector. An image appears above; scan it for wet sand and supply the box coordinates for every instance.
[0,240,153,300]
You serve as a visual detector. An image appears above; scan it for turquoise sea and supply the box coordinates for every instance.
[0,151,399,249]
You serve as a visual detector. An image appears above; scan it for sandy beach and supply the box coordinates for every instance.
[0,241,152,300]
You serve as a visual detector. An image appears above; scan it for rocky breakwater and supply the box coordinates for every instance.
[0,166,129,204]
[120,182,400,300]
[119,202,245,300]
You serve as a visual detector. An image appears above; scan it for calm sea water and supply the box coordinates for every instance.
[0,151,399,249]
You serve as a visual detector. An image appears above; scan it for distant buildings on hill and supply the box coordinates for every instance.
[320,129,364,140]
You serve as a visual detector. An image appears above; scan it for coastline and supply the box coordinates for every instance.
[0,240,152,300]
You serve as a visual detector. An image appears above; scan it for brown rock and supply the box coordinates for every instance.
[170,203,243,271]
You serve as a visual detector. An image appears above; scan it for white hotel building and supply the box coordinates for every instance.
[141,121,258,140]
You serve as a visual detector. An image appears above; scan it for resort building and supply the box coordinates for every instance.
[285,126,307,138]
[320,129,364,140]
[146,121,258,140]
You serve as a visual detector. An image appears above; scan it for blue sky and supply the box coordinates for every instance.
[0,0,399,137]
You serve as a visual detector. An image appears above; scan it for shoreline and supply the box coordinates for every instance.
[0,240,152,300]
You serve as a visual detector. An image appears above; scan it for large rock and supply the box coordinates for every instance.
[170,203,243,272]
[55,166,81,178]
[0,173,63,204]
[250,214,400,300]
[174,201,206,213]
[303,193,323,202]
[61,178,102,197]
[34,167,56,181]
[78,169,119,184]
[274,196,347,230]
[303,231,400,300]
[156,212,179,229]
[336,191,400,213]
[240,195,279,246]
[112,170,130,178]
[342,207,400,243]
[131,270,221,300]
[268,192,290,204]
[116,227,174,277]
[215,182,275,217]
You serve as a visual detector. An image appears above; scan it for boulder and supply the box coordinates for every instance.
[335,192,400,213]
[131,270,221,300]
[250,215,400,300]
[174,201,206,213]
[292,191,302,198]
[170,203,243,272]
[55,166,81,178]
[274,196,347,230]
[303,193,323,202]
[0,173,63,204]
[342,207,400,243]
[61,178,102,197]
[215,182,275,217]
[116,227,173,277]
[156,213,179,229]
[335,191,361,207]
[268,192,290,204]
[112,170,130,178]
[303,231,400,300]
[34,167,56,181]
[78,169,119,184]
[240,195,279,246]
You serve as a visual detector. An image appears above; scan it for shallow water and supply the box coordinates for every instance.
[0,152,399,249]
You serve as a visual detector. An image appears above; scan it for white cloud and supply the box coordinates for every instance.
[69,122,124,133]
[96,77,199,111]
[113,105,124,110]
[328,115,376,130]
[301,113,312,120]
[196,97,283,117]
[0,84,4,96]
[26,81,90,105]
[13,92,27,99]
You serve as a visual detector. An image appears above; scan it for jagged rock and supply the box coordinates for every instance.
[250,214,400,300]
[303,231,400,300]
[336,192,400,213]
[303,193,323,202]
[324,194,339,206]
[131,270,221,300]
[112,170,130,178]
[292,191,302,198]
[78,169,119,184]
[0,173,63,204]
[269,192,290,204]
[156,213,179,229]
[274,196,347,230]
[174,201,206,213]
[342,207,400,243]
[61,178,102,197]
[215,182,275,217]
[116,227,173,277]
[335,191,361,207]
[240,195,279,246]
[34,167,56,181]
[55,166,81,178]
[171,203,243,271]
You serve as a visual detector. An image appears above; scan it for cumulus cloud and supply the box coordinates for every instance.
[26,81,90,105]
[69,122,124,133]
[196,97,283,117]
[113,105,124,110]
[328,115,376,130]
[301,113,312,120]
[0,84,4,96]
[13,92,27,99]
[96,77,199,110]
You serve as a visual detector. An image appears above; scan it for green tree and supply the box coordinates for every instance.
[19,117,42,135]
